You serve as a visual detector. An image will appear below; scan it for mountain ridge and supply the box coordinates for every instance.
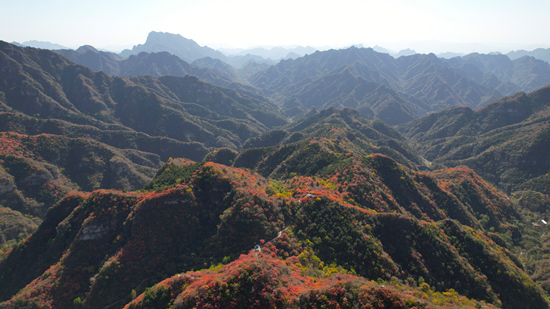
[0,40,286,231]
[53,34,550,127]
[3,36,550,309]
[1,150,545,308]
[248,47,512,122]
[399,85,550,195]
[120,31,226,63]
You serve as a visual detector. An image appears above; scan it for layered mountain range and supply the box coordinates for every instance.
[120,32,226,63]
[1,38,550,309]
[0,41,285,220]
[507,48,550,65]
[2,111,546,308]
[400,85,550,195]
[55,32,550,127]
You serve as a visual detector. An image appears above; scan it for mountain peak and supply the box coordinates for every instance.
[121,31,226,62]
[145,31,195,45]
[76,45,98,54]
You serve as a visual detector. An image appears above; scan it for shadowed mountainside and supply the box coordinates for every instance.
[400,85,550,195]
[0,41,286,237]
[1,105,547,307]
[1,152,545,308]
[3,36,550,309]
[59,38,550,127]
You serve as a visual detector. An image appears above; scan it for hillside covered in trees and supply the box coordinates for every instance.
[2,40,550,308]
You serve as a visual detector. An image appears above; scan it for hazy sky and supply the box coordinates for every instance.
[3,0,550,53]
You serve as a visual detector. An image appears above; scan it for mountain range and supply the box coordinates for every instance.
[1,36,550,309]
[447,53,550,94]
[120,32,226,63]
[10,40,68,50]
[248,47,511,121]
[15,32,550,66]
[120,32,281,68]
[507,48,550,65]
[400,85,550,195]
[56,46,242,88]
[0,40,286,220]
[55,33,550,127]
[220,45,317,60]
[1,110,547,308]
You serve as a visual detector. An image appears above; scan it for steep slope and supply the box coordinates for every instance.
[281,66,418,124]
[0,206,40,250]
[191,57,238,80]
[0,112,209,162]
[249,47,398,94]
[0,41,286,223]
[0,41,285,149]
[0,132,160,217]
[125,252,496,309]
[56,44,550,129]
[1,139,545,308]
[3,39,550,309]
[400,85,550,195]
[57,45,279,102]
[235,107,424,175]
[121,52,237,87]
[0,163,287,308]
[396,53,502,111]
[119,31,278,68]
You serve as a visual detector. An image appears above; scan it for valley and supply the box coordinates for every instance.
[1,36,550,308]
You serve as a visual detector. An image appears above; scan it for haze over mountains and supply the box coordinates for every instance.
[2,30,550,309]
[10,40,68,50]
[51,31,550,126]
[16,30,550,66]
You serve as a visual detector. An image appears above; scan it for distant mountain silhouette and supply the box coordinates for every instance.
[224,46,317,60]
[371,45,391,54]
[120,31,280,68]
[507,47,550,64]
[280,66,419,124]
[56,45,124,75]
[120,31,226,62]
[224,53,274,68]
[16,40,68,50]
[437,52,465,59]
[1,41,285,148]
[56,47,271,99]
[393,48,417,57]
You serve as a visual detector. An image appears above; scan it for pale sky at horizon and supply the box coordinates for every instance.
[2,0,550,54]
